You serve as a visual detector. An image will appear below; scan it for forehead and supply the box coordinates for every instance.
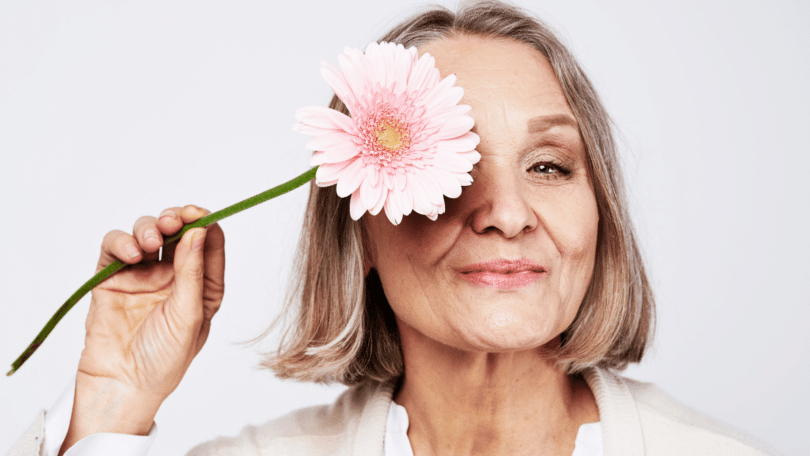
[417,34,574,121]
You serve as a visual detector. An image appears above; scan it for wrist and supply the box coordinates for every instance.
[61,375,162,452]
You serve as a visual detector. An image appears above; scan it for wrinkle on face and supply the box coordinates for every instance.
[364,33,599,354]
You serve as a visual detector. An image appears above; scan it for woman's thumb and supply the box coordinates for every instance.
[169,227,208,316]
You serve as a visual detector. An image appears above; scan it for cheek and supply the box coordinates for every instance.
[369,212,460,267]
[542,176,599,250]
[550,187,600,299]
[365,213,467,340]
[563,204,598,262]
[366,213,461,316]
[529,181,598,306]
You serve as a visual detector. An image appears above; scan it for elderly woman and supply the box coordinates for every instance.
[10,1,776,456]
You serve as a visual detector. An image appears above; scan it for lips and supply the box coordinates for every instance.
[457,259,547,289]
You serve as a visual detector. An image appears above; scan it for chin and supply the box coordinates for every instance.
[453,311,564,353]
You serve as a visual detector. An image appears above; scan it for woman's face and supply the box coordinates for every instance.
[365,35,599,353]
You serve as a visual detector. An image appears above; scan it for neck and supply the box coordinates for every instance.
[394,323,598,456]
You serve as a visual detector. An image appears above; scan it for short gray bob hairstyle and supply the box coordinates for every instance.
[262,0,655,386]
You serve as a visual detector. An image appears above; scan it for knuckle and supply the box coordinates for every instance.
[204,276,225,295]
[183,204,210,216]
[159,207,180,219]
[133,215,156,231]
[101,230,124,248]
[184,261,205,279]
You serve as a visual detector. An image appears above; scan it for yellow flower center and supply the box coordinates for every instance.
[374,116,411,158]
[360,107,414,164]
[376,121,404,151]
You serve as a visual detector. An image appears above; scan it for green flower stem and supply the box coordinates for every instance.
[7,166,318,376]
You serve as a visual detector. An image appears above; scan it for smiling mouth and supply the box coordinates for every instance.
[457,259,547,289]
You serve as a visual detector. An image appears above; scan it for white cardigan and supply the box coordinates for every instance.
[8,367,778,456]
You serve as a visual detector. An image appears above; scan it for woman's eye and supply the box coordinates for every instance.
[531,163,563,176]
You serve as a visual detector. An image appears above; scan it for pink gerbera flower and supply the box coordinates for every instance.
[294,41,481,225]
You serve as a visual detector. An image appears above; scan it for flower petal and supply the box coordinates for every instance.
[350,191,367,220]
[381,43,397,90]
[408,54,438,96]
[392,44,412,95]
[422,75,463,113]
[433,117,474,142]
[383,197,404,225]
[370,188,387,215]
[339,54,370,107]
[315,160,353,185]
[367,165,380,187]
[458,149,482,165]
[395,171,407,191]
[427,167,463,199]
[391,187,414,217]
[293,123,339,137]
[305,131,356,151]
[421,104,471,128]
[296,106,356,135]
[310,151,328,167]
[400,186,414,215]
[335,158,367,198]
[435,133,479,153]
[407,174,434,215]
[418,173,444,205]
[432,150,476,173]
[360,177,384,211]
[365,42,387,89]
[456,171,474,186]
[319,141,362,164]
[320,63,358,112]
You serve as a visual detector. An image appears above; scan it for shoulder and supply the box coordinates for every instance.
[585,368,780,456]
[186,380,394,456]
[626,376,780,456]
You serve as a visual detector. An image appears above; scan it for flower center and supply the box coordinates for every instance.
[360,106,413,165]
[376,121,404,150]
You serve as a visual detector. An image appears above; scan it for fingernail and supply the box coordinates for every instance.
[159,210,176,220]
[126,244,141,259]
[191,229,206,251]
[144,229,159,240]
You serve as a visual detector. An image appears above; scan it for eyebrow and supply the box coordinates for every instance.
[527,114,579,133]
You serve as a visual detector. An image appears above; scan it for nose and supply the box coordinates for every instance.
[467,163,538,238]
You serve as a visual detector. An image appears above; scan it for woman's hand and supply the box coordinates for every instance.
[60,205,225,454]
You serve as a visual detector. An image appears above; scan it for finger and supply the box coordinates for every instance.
[162,205,211,263]
[156,207,186,262]
[179,204,211,225]
[155,207,185,237]
[194,222,225,355]
[133,216,161,261]
[97,230,143,272]
[166,227,208,327]
[201,222,225,322]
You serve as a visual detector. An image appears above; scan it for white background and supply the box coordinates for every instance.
[1,0,808,454]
